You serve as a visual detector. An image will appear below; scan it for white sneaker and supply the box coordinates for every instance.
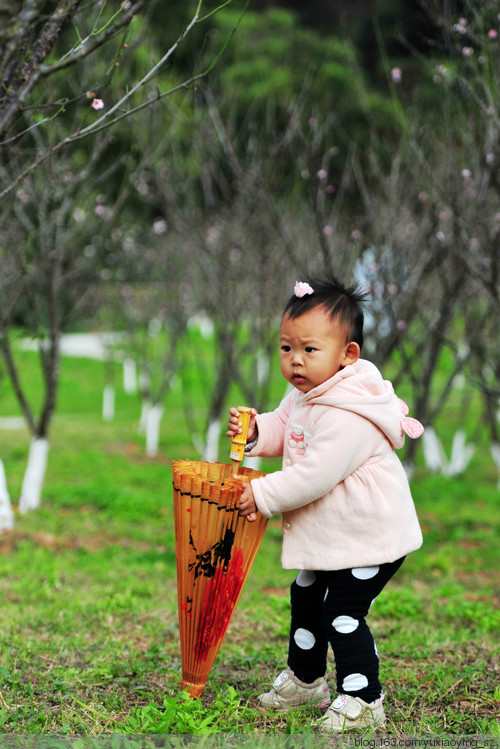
[257,669,331,711]
[318,693,386,733]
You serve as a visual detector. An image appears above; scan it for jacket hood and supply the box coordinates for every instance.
[302,359,406,449]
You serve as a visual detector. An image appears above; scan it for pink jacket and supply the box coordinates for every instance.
[247,359,423,571]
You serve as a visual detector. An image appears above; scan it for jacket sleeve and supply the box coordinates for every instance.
[250,408,386,518]
[245,390,296,459]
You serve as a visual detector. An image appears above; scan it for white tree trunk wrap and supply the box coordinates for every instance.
[123,358,137,393]
[145,404,163,457]
[139,399,152,434]
[422,427,475,477]
[491,443,500,489]
[203,419,220,463]
[188,314,214,339]
[19,438,49,514]
[257,352,270,385]
[0,459,14,530]
[422,427,447,473]
[102,385,115,421]
[447,430,475,476]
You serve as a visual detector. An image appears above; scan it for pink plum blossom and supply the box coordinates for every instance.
[73,208,86,222]
[91,98,104,110]
[16,190,30,204]
[391,67,402,84]
[153,219,167,235]
[316,169,328,180]
[453,19,467,33]
[488,29,498,39]
[206,226,220,246]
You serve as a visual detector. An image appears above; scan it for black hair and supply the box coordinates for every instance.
[283,275,369,349]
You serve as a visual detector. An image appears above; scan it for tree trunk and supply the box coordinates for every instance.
[102,384,115,422]
[203,418,221,463]
[0,458,14,530]
[123,358,137,394]
[145,403,163,458]
[447,430,475,477]
[139,399,151,434]
[19,437,49,513]
[421,427,447,474]
[490,443,500,490]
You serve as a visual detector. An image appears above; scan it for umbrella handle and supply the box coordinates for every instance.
[229,406,252,465]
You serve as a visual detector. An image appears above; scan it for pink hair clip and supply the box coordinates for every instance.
[294,281,314,298]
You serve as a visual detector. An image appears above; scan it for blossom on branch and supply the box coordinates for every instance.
[391,67,402,83]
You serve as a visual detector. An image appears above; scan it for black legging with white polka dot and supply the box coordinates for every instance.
[287,557,405,703]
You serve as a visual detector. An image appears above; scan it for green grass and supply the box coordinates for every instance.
[0,350,498,737]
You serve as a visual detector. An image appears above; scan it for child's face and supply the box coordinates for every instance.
[279,306,359,393]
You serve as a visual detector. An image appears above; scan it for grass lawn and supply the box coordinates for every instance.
[0,351,498,737]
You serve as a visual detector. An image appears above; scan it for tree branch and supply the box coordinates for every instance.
[0,0,83,138]
[0,3,215,200]
[0,331,36,434]
[38,1,146,77]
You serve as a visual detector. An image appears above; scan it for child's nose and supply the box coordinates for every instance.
[291,350,303,365]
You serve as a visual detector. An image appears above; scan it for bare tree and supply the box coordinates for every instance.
[0,364,14,529]
[101,233,194,458]
[0,1,238,198]
[0,1,240,520]
[341,3,500,473]
[127,94,302,460]
[0,130,124,514]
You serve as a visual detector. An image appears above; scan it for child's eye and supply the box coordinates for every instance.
[305,347,316,353]
[281,345,291,352]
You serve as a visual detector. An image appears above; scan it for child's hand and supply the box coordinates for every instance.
[226,407,257,443]
[238,484,258,523]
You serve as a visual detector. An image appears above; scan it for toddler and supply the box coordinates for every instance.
[227,275,423,733]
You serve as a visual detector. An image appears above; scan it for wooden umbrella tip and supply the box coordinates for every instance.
[181,681,205,699]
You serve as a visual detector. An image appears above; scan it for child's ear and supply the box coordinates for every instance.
[342,342,361,367]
